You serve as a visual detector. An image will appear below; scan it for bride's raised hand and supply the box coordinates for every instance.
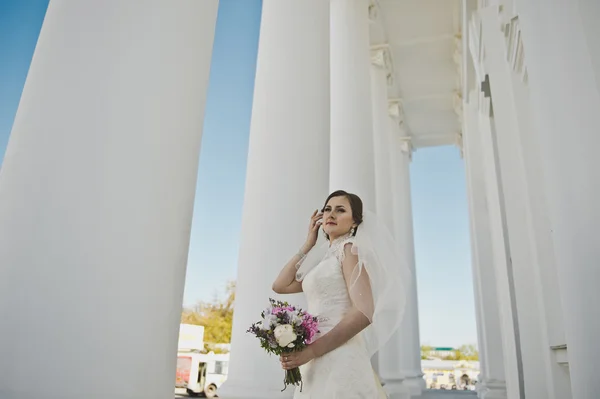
[304,209,323,251]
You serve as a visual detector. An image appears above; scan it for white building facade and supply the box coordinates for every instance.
[0,1,598,399]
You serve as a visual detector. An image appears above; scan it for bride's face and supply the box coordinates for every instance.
[322,196,355,240]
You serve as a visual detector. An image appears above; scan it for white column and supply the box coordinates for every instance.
[395,137,424,397]
[476,95,524,399]
[217,1,330,398]
[384,112,424,398]
[463,95,507,399]
[371,52,410,399]
[380,112,406,398]
[514,1,600,398]
[479,8,565,399]
[330,0,375,207]
[500,15,571,398]
[0,2,218,399]
[369,46,391,379]
[370,45,394,233]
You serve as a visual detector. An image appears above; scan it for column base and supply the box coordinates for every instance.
[402,374,426,397]
[383,379,412,399]
[478,379,507,399]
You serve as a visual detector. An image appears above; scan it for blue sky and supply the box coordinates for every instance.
[0,0,476,347]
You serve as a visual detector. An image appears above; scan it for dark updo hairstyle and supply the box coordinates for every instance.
[321,190,364,240]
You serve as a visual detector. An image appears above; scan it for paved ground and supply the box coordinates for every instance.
[174,390,476,398]
[422,390,477,399]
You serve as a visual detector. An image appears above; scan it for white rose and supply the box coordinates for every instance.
[273,324,297,347]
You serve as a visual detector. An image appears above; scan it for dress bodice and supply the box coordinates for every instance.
[301,236,354,334]
[294,236,388,398]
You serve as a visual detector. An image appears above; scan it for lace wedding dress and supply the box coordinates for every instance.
[293,236,387,399]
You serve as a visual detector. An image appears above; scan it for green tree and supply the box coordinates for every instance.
[181,280,236,344]
[445,344,479,361]
[420,345,434,359]
[458,344,479,361]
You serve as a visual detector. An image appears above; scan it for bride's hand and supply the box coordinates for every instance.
[280,346,317,370]
[304,210,323,250]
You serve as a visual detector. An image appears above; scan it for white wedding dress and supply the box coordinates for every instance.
[293,236,387,399]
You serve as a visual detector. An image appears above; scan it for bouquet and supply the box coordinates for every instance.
[247,298,319,392]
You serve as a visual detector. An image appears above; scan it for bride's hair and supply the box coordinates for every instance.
[321,190,363,240]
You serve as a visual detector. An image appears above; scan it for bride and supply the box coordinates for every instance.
[272,190,409,398]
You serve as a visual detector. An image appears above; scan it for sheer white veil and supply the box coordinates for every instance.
[296,210,411,356]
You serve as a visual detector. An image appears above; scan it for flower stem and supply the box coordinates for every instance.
[281,367,302,392]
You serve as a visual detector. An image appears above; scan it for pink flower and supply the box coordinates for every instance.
[301,315,319,344]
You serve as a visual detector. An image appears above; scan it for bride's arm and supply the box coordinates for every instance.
[272,210,322,294]
[271,242,313,294]
[309,243,373,357]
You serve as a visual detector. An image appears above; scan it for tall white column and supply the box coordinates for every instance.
[395,137,424,397]
[380,111,405,397]
[217,1,330,398]
[480,7,566,399]
[500,14,571,398]
[370,45,394,232]
[476,95,524,399]
[463,95,507,399]
[371,53,410,399]
[330,0,375,207]
[514,1,600,398]
[368,45,393,379]
[384,111,423,398]
[0,2,218,399]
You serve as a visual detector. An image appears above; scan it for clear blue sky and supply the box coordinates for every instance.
[0,0,476,347]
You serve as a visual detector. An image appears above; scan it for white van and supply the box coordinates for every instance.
[175,350,229,397]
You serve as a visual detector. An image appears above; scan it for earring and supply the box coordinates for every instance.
[350,226,356,235]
